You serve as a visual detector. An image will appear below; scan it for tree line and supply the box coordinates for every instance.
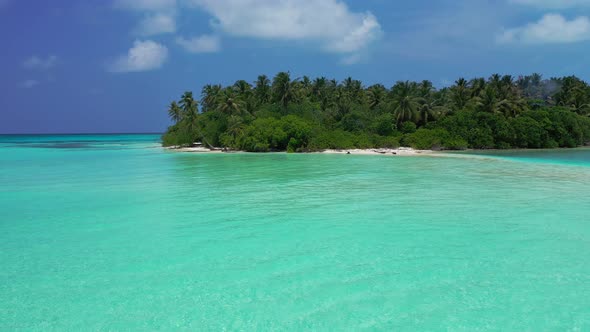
[162,72,590,151]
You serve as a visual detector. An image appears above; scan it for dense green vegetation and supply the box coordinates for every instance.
[162,73,590,151]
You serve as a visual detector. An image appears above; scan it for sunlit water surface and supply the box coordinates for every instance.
[1,135,589,330]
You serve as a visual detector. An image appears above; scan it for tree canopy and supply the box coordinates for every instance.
[162,72,590,152]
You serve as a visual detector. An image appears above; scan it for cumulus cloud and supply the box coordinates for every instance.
[498,13,590,44]
[108,40,168,73]
[188,0,382,56]
[176,34,220,53]
[112,0,381,63]
[23,55,58,70]
[135,13,176,35]
[509,0,590,8]
[19,79,40,89]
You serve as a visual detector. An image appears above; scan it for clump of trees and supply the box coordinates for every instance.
[162,72,590,151]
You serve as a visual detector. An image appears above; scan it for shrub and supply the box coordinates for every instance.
[400,121,417,134]
[372,135,401,148]
[372,113,396,136]
[403,128,467,150]
[308,130,357,150]
[161,125,194,147]
[510,116,547,148]
[280,115,313,151]
[238,118,288,152]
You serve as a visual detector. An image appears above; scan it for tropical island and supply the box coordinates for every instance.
[162,73,590,152]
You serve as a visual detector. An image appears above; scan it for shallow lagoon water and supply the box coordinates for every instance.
[1,135,589,330]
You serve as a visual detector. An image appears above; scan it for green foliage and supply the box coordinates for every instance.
[341,111,370,132]
[510,116,546,148]
[280,115,313,152]
[403,128,468,150]
[308,130,358,150]
[220,115,314,152]
[161,124,195,147]
[239,118,287,152]
[372,135,401,148]
[546,109,590,147]
[400,121,417,134]
[372,113,396,136]
[163,72,590,152]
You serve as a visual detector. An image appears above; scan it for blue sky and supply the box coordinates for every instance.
[1,0,590,133]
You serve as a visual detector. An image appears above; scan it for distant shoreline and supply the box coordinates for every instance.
[165,145,590,156]
[165,146,435,156]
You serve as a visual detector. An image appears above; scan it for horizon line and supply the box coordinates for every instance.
[0,132,164,136]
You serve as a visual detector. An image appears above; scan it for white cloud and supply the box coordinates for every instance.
[19,79,39,88]
[23,55,58,70]
[509,0,590,8]
[498,14,590,44]
[188,0,382,55]
[176,34,220,53]
[340,53,362,65]
[327,13,381,53]
[112,0,381,63]
[114,0,177,36]
[135,13,176,35]
[108,40,169,73]
[113,0,175,11]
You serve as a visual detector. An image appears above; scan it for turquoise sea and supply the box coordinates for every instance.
[1,134,590,331]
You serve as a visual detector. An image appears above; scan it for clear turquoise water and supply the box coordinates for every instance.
[1,135,590,331]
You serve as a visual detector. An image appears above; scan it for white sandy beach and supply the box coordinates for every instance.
[318,147,433,156]
[167,146,434,156]
[167,146,225,153]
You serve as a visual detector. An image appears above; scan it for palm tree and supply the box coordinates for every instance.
[555,76,589,110]
[272,72,298,111]
[418,99,446,125]
[469,78,486,98]
[568,87,590,115]
[216,89,246,116]
[179,91,198,120]
[339,77,363,104]
[254,75,271,104]
[418,80,434,98]
[495,96,526,117]
[311,77,327,103]
[233,80,254,114]
[233,80,252,98]
[498,75,515,100]
[343,77,354,90]
[474,86,499,114]
[529,73,543,99]
[516,75,530,92]
[531,73,542,86]
[178,91,215,148]
[300,76,312,97]
[201,84,222,113]
[167,101,182,124]
[474,86,526,117]
[390,81,421,125]
[226,115,245,141]
[451,78,470,111]
[351,79,364,103]
[320,86,350,122]
[366,84,387,110]
[489,73,501,84]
